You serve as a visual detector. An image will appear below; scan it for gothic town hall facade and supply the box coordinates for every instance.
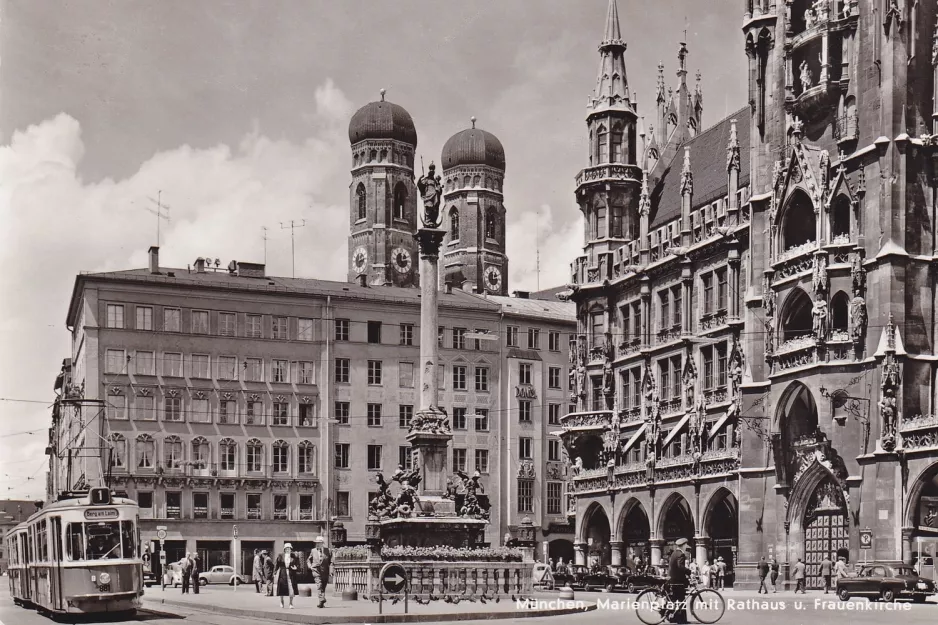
[562,0,938,588]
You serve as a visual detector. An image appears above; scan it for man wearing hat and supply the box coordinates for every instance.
[668,539,690,624]
[715,556,726,590]
[307,536,332,609]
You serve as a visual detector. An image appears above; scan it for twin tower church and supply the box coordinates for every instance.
[346,91,509,296]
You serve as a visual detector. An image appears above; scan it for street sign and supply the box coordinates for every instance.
[859,529,873,549]
[155,525,167,530]
[233,524,239,538]
[156,529,167,541]
[159,552,166,564]
[380,563,408,594]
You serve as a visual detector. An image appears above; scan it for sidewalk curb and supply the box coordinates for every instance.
[143,598,597,623]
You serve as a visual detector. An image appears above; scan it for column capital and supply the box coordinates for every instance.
[414,228,447,259]
[609,540,625,548]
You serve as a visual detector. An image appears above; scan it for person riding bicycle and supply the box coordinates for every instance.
[668,538,691,624]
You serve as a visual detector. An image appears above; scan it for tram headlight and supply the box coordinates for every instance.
[98,572,111,585]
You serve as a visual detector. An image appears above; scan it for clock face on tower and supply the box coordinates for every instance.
[484,266,502,293]
[352,246,368,274]
[392,247,412,274]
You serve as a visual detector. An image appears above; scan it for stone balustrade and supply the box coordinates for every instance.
[332,560,533,599]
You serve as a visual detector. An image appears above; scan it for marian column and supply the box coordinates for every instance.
[410,162,452,499]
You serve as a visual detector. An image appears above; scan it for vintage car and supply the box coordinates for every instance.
[836,563,936,603]
[554,564,622,591]
[620,569,669,593]
[198,564,248,586]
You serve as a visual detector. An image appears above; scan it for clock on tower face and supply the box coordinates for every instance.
[392,247,412,274]
[484,266,502,292]
[352,246,368,274]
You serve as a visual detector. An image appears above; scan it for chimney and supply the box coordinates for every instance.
[194,257,206,273]
[444,281,453,294]
[148,246,160,274]
[236,262,265,278]
[513,291,530,299]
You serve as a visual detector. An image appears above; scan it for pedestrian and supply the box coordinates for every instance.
[820,554,833,594]
[757,556,769,594]
[769,557,779,593]
[263,551,274,596]
[181,553,192,594]
[191,554,201,594]
[833,556,848,584]
[668,538,691,625]
[709,560,719,588]
[793,558,806,594]
[548,557,554,572]
[252,549,264,593]
[700,559,710,589]
[306,535,332,609]
[274,543,298,609]
[689,559,699,586]
[715,557,726,590]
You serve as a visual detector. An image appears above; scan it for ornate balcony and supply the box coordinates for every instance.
[901,415,938,451]
[561,410,614,432]
[575,163,642,188]
[774,242,816,279]
[621,406,642,425]
[700,311,728,332]
[704,387,729,405]
[656,327,682,345]
[660,398,683,416]
[774,335,818,371]
[832,113,857,145]
[618,338,642,357]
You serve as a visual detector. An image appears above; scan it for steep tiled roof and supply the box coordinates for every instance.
[483,294,576,323]
[650,106,751,228]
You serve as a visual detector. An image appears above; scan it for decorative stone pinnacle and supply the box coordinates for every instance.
[471,116,477,129]
[380,88,386,101]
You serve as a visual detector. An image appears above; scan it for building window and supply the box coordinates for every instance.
[335,358,350,383]
[136,306,153,331]
[399,323,414,346]
[519,362,532,385]
[220,439,236,471]
[519,400,533,423]
[217,356,237,381]
[272,401,289,425]
[367,403,382,427]
[356,183,367,220]
[190,398,210,423]
[659,291,670,330]
[548,403,561,425]
[399,362,414,387]
[591,376,604,411]
[507,326,519,347]
[548,439,561,461]
[244,358,262,382]
[517,479,534,513]
[450,207,460,238]
[452,448,467,473]
[299,495,314,520]
[298,441,315,474]
[163,352,182,377]
[717,268,728,311]
[135,351,155,376]
[273,494,288,520]
[246,440,263,473]
[453,365,467,390]
[399,446,412,470]
[220,493,235,519]
[273,441,289,473]
[672,286,682,328]
[108,395,127,421]
[399,404,413,429]
[272,316,288,340]
[246,493,261,520]
[135,435,155,469]
[519,437,533,459]
[475,449,489,473]
[272,359,288,383]
[367,445,383,470]
[106,304,124,329]
[660,356,682,400]
[335,491,350,518]
[549,331,561,352]
[246,401,263,425]
[164,436,183,470]
[367,360,383,385]
[335,318,349,341]
[438,364,445,389]
[298,318,314,341]
[475,366,489,392]
[334,444,350,469]
[191,354,210,379]
[299,361,314,385]
[703,348,714,390]
[163,308,180,332]
[105,349,125,374]
[367,320,382,344]
[438,326,445,348]
[335,401,350,425]
[246,314,262,338]
[591,311,605,348]
[548,366,561,389]
[717,344,728,387]
[547,482,563,515]
[527,328,540,350]
[219,312,236,336]
[135,396,155,421]
[703,273,714,315]
[166,492,182,519]
[452,327,466,350]
[453,407,467,430]
[191,310,209,334]
[474,409,489,431]
[164,397,182,422]
[219,399,236,424]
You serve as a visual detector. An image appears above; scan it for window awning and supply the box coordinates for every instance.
[708,403,736,440]
[662,412,692,447]
[622,423,647,453]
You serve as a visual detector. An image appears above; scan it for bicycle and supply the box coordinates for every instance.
[635,581,726,625]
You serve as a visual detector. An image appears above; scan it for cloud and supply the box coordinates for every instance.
[0,80,355,498]
[506,204,582,292]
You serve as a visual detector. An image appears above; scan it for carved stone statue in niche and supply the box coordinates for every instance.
[879,388,898,450]
[762,275,775,317]
[682,360,697,408]
[764,320,775,359]
[850,296,867,342]
[728,337,744,395]
[852,253,866,297]
[812,300,828,339]
[812,254,829,298]
[800,60,814,92]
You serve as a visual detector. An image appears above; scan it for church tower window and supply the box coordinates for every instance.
[486,209,497,239]
[597,125,609,163]
[394,183,407,220]
[450,207,460,239]
[356,183,367,221]
[611,124,624,163]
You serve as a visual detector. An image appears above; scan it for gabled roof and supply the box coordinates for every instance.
[650,106,751,228]
[483,294,576,323]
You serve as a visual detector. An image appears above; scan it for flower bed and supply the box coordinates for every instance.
[333,545,371,561]
[380,545,523,562]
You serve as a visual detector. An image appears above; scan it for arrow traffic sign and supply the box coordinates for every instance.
[380,563,408,594]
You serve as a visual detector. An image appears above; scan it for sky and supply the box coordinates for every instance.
[0,0,746,499]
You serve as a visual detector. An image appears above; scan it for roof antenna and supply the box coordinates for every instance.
[262,226,269,266]
[536,208,541,292]
[135,190,171,246]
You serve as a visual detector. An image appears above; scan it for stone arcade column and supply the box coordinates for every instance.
[650,538,665,566]
[409,227,451,497]
[574,542,587,566]
[610,541,625,567]
[695,536,710,568]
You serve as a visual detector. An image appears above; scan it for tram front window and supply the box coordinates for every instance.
[66,521,137,560]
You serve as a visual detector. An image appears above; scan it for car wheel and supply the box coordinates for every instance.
[912,594,925,604]
[838,588,850,601]
[199,578,208,587]
[628,582,636,593]
[606,583,616,592]
[881,588,895,602]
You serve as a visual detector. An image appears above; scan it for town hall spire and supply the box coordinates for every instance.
[588,0,633,116]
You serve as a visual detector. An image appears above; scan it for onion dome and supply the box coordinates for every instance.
[348,89,417,146]
[441,117,506,171]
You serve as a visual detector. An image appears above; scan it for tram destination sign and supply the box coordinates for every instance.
[84,508,119,520]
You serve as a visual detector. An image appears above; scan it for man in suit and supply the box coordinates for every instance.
[252,549,264,593]
[757,557,769,594]
[191,554,201,595]
[306,536,332,609]
[793,558,807,594]
[263,551,274,596]
[181,553,192,594]
[820,554,833,594]
[668,538,690,624]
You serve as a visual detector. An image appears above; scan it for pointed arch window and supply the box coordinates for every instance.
[589,131,594,166]
[597,125,609,164]
[246,438,264,473]
[611,124,624,163]
[485,209,498,240]
[298,440,316,475]
[219,438,237,472]
[191,436,210,471]
[107,433,126,470]
[830,291,850,338]
[272,440,289,474]
[831,196,851,243]
[394,183,407,220]
[450,208,460,239]
[356,183,367,221]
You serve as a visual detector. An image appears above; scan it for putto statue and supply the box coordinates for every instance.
[800,60,814,92]
[368,473,397,520]
[455,469,489,520]
[417,161,443,228]
[409,409,451,435]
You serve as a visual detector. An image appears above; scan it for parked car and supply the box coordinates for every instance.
[621,569,669,593]
[836,563,936,603]
[199,565,247,586]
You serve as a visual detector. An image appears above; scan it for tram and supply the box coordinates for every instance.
[5,487,144,616]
